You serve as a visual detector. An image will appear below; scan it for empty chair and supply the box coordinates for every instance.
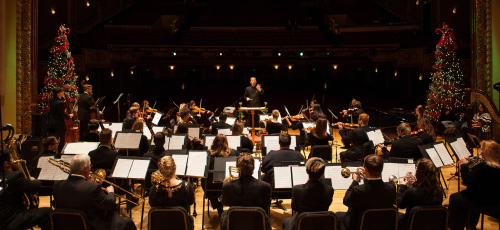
[406,206,448,230]
[358,207,398,230]
[309,145,332,162]
[222,206,270,230]
[50,208,90,230]
[296,211,337,230]
[148,207,192,230]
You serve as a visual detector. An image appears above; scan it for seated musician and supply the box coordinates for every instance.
[53,154,136,230]
[232,121,254,152]
[461,103,492,140]
[175,122,203,150]
[341,99,364,124]
[179,107,194,124]
[220,153,271,229]
[143,132,169,170]
[339,113,371,162]
[449,140,500,230]
[131,121,150,155]
[265,110,286,134]
[416,117,436,145]
[414,105,426,121]
[82,119,100,142]
[282,157,334,230]
[188,101,201,123]
[140,100,153,121]
[0,149,52,230]
[337,154,396,230]
[306,118,333,147]
[310,104,327,122]
[285,109,311,146]
[207,134,239,216]
[381,123,423,161]
[211,112,232,134]
[397,158,443,229]
[123,108,140,130]
[261,133,305,183]
[88,128,119,171]
[31,136,60,170]
[149,156,195,229]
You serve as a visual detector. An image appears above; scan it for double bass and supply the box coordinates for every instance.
[63,90,79,142]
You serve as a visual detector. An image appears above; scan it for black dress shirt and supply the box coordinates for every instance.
[220,175,271,213]
[382,135,423,161]
[88,146,119,170]
[243,85,265,107]
[266,121,285,134]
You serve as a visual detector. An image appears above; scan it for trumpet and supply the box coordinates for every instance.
[388,173,416,185]
[48,158,143,206]
[223,166,240,183]
[341,168,364,180]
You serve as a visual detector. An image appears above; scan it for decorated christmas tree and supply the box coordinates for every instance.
[424,24,466,121]
[37,24,79,113]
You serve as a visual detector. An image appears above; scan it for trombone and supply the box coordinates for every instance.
[341,168,364,180]
[48,158,143,206]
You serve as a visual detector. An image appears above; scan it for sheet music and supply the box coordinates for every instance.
[434,143,454,166]
[382,163,400,183]
[111,158,134,178]
[253,159,260,179]
[225,161,237,178]
[367,129,385,145]
[273,166,292,189]
[185,151,207,177]
[37,156,54,168]
[324,165,353,189]
[227,135,241,150]
[152,112,162,125]
[226,117,236,125]
[205,136,216,147]
[217,128,232,136]
[263,136,280,154]
[188,127,200,139]
[425,148,444,168]
[128,159,150,179]
[63,142,100,155]
[114,133,142,149]
[168,135,186,150]
[302,122,315,130]
[98,123,123,133]
[37,162,57,181]
[451,138,471,158]
[291,166,308,186]
[172,154,188,175]
[243,128,250,135]
[52,168,69,180]
[60,155,75,163]
[398,164,416,178]
[144,126,165,140]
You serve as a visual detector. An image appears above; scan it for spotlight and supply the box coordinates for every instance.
[274,65,279,70]
[333,65,338,70]
[170,66,175,70]
[51,9,56,14]
[288,65,293,70]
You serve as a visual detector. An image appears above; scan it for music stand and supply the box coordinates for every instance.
[238,107,268,144]
[113,131,142,156]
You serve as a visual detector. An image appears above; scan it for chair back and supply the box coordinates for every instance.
[149,207,191,230]
[361,142,375,161]
[50,208,89,230]
[296,211,337,230]
[406,206,448,230]
[309,145,332,162]
[223,206,269,230]
[359,207,398,230]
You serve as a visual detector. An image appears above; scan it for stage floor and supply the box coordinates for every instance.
[37,128,499,230]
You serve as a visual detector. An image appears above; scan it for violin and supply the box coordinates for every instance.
[145,108,157,114]
[284,114,305,122]
[334,122,360,129]
[192,106,212,114]
[411,129,424,137]
[341,108,358,116]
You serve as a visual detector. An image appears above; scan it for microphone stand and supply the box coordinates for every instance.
[230,96,243,108]
[113,93,124,122]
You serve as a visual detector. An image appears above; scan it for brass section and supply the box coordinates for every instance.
[473,0,493,95]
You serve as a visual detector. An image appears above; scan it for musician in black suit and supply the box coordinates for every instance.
[381,123,423,161]
[244,77,264,126]
[339,113,371,162]
[88,129,119,170]
[449,140,500,230]
[0,149,51,230]
[220,153,271,229]
[143,132,169,170]
[211,112,232,134]
[123,108,140,130]
[261,133,305,182]
[337,154,396,230]
[82,119,100,142]
[48,87,73,153]
[78,84,96,139]
[282,157,334,230]
[53,154,136,230]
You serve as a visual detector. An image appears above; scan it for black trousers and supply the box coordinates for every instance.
[79,119,90,141]
[339,129,351,147]
[4,207,51,230]
[449,192,499,230]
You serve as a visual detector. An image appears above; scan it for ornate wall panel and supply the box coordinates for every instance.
[473,0,492,94]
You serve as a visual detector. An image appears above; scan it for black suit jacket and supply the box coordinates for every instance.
[240,135,254,152]
[88,146,119,170]
[342,179,396,230]
[211,121,232,134]
[243,85,264,107]
[261,148,304,182]
[285,180,334,230]
[0,171,42,223]
[83,132,100,142]
[122,115,135,130]
[418,132,434,145]
[143,147,170,170]
[340,125,372,161]
[382,135,423,161]
[48,97,70,132]
[77,92,94,122]
[53,175,116,230]
[221,176,271,213]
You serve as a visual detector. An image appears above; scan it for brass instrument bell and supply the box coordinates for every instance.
[340,168,364,180]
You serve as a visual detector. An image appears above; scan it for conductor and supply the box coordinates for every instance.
[244,77,264,126]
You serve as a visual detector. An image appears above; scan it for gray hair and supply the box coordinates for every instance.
[70,154,91,175]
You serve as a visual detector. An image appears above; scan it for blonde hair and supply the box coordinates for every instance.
[158,156,177,198]
[481,140,500,169]
[306,157,326,180]
[272,110,280,119]
[359,113,369,125]
[132,120,144,131]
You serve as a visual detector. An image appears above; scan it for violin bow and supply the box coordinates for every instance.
[297,105,303,116]
[284,106,291,117]
[149,101,157,116]
[199,99,202,116]
[173,102,180,109]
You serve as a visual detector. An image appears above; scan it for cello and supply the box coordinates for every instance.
[63,90,79,142]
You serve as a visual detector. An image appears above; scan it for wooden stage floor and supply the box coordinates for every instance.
[37,128,499,229]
